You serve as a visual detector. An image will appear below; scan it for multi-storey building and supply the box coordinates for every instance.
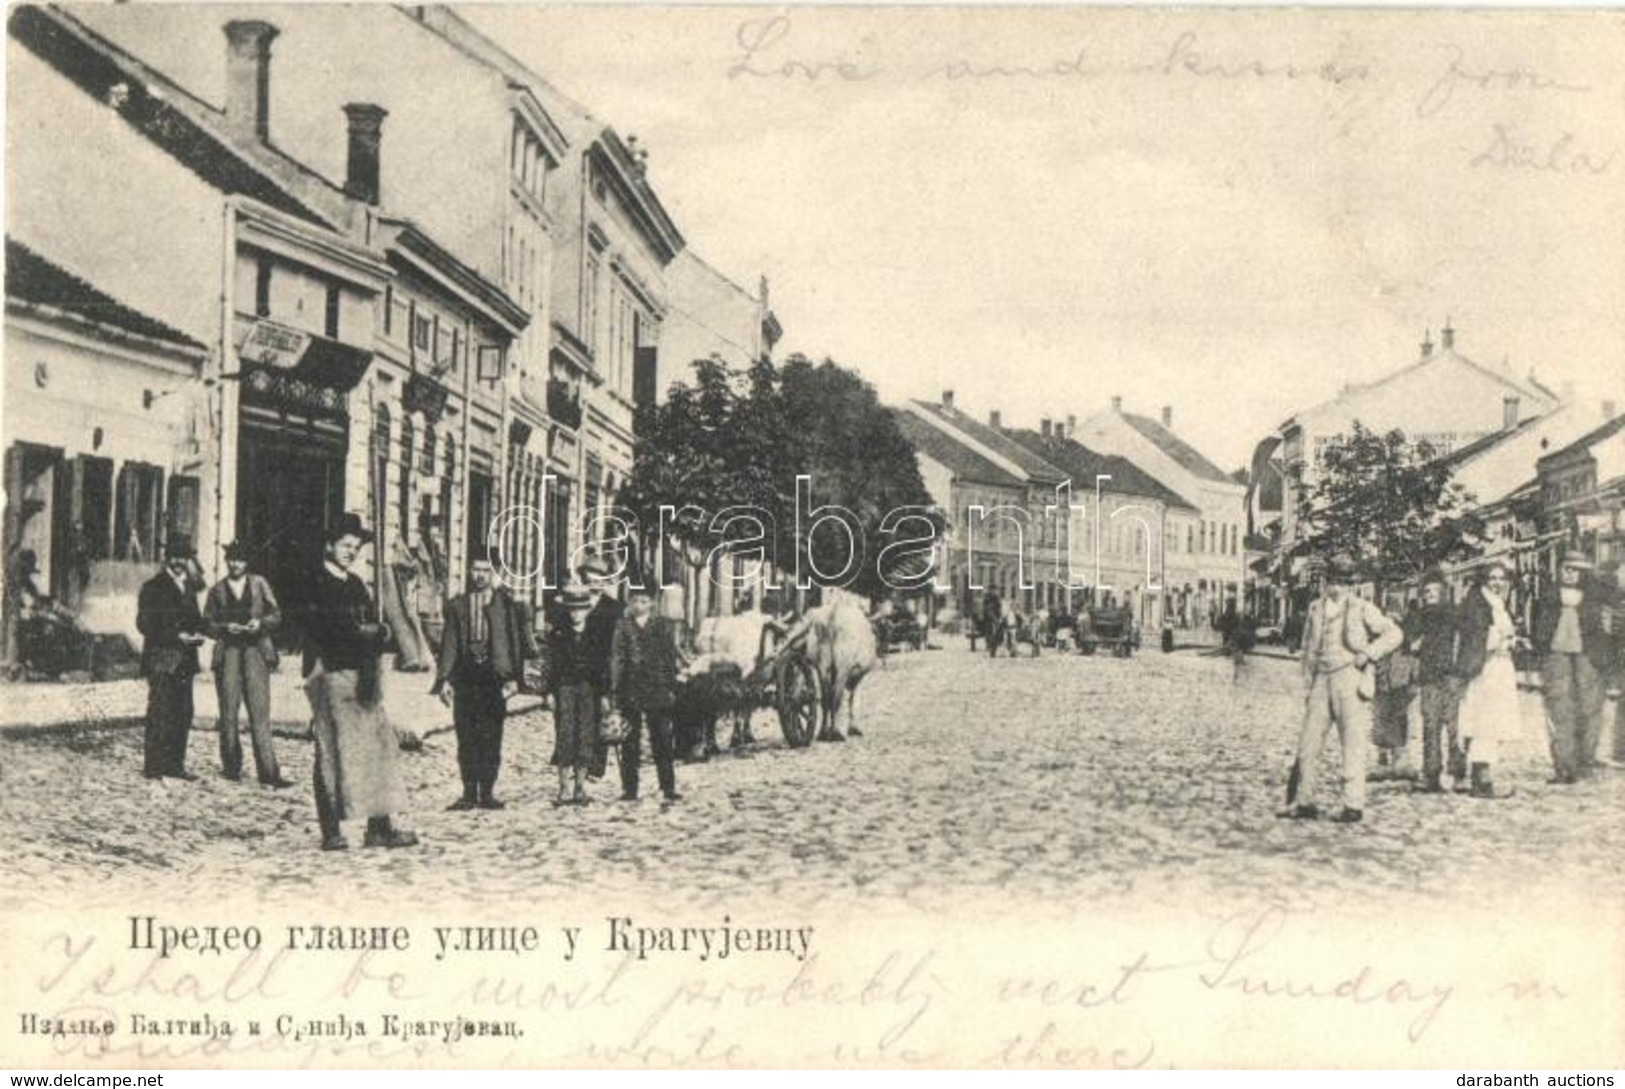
[900,394,1072,614]
[70,3,572,602]
[1076,398,1247,630]
[6,6,527,667]
[1005,425,1197,632]
[1246,323,1562,620]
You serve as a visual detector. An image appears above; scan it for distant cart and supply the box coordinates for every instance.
[1076,606,1138,657]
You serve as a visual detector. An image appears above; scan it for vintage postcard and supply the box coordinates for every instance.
[2,1,1622,1071]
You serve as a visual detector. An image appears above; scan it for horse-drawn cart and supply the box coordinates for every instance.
[677,618,827,754]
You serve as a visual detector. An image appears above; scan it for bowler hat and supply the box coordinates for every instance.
[223,540,251,562]
[559,585,593,610]
[326,512,374,545]
[1419,567,1448,587]
[165,537,197,561]
[1559,549,1594,571]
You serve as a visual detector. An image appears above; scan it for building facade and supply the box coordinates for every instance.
[1077,398,1247,630]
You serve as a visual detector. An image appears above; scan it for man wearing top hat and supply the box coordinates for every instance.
[205,541,291,787]
[136,537,207,780]
[1281,553,1403,823]
[432,548,532,811]
[1534,550,1612,783]
[301,512,418,850]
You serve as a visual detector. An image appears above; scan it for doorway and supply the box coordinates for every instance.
[236,418,346,648]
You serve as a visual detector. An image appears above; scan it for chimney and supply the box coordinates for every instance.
[989,410,1002,430]
[1111,395,1123,412]
[1420,328,1434,359]
[1066,414,1076,438]
[1040,419,1052,438]
[1160,405,1173,428]
[1503,395,1520,430]
[941,389,954,410]
[343,103,388,205]
[1440,320,1455,351]
[224,20,279,143]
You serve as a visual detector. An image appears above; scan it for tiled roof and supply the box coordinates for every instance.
[9,5,332,228]
[1006,430,1199,512]
[6,238,204,350]
[909,400,1066,483]
[1119,412,1235,485]
[892,410,1023,489]
[1538,412,1625,468]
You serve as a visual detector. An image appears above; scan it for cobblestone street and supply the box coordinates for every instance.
[3,647,1622,917]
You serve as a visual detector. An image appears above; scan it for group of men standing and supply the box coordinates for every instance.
[134,515,689,850]
[1282,550,1622,824]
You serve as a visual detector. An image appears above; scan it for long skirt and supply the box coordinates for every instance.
[306,667,406,820]
[1457,650,1522,766]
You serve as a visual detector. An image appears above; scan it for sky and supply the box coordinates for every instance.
[477,6,1625,471]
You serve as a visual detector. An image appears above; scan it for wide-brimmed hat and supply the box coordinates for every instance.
[165,537,197,561]
[1559,549,1594,571]
[223,540,251,562]
[326,512,374,545]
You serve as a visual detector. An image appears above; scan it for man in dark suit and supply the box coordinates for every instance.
[1534,551,1612,783]
[1406,569,1465,794]
[580,560,623,781]
[609,582,684,803]
[432,550,532,810]
[136,538,206,780]
[205,541,291,787]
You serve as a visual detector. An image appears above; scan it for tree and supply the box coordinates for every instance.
[617,353,942,603]
[1289,421,1486,592]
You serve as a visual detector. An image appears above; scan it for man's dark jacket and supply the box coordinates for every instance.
[136,570,202,677]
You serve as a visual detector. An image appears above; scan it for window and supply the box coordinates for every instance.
[114,462,164,562]
[324,284,341,338]
[254,256,272,318]
[413,310,432,352]
[383,285,393,335]
[583,256,601,351]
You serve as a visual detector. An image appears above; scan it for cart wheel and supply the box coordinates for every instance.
[776,654,822,748]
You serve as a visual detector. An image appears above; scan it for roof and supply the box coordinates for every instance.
[909,400,1067,483]
[1280,345,1556,432]
[1006,430,1199,512]
[1119,412,1236,485]
[1437,415,1543,468]
[6,237,205,351]
[1538,412,1625,469]
[9,5,333,229]
[892,410,1023,489]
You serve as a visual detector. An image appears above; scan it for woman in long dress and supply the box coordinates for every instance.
[1455,563,1522,799]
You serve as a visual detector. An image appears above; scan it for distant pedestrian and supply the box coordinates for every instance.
[1455,563,1522,799]
[610,583,684,803]
[301,513,417,851]
[1281,554,1402,824]
[546,585,600,806]
[1406,570,1466,794]
[1599,559,1625,766]
[136,538,207,781]
[1533,551,1610,784]
[433,551,531,811]
[204,541,290,788]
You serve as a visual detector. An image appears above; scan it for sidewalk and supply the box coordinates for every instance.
[0,667,546,738]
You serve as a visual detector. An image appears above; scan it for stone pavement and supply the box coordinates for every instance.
[0,666,543,738]
[1,646,1620,917]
